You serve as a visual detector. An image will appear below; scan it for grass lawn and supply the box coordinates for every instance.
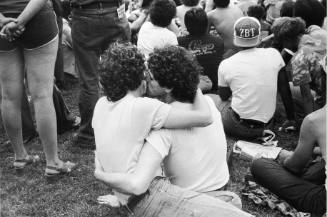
[0,81,298,217]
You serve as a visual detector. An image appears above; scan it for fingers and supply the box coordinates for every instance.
[0,22,25,41]
[97,194,121,207]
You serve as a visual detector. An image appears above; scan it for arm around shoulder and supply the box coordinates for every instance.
[164,89,213,128]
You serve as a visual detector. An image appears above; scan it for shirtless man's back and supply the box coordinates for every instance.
[208,3,243,54]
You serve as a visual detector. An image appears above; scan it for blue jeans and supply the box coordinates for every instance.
[217,101,264,140]
[127,177,253,217]
[71,7,130,143]
[251,158,326,216]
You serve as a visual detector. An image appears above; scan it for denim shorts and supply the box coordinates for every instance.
[0,3,58,51]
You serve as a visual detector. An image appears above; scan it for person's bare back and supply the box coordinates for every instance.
[208,6,243,52]
[308,106,326,157]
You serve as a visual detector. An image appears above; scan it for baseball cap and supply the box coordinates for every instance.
[233,16,261,47]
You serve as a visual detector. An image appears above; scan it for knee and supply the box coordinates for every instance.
[30,91,52,102]
[251,158,271,177]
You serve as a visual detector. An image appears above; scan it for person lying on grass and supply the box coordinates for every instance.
[93,43,253,217]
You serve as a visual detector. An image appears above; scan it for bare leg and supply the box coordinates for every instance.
[24,37,62,167]
[0,49,27,160]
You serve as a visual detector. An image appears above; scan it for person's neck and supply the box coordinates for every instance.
[128,88,143,98]
[240,46,256,51]
[161,93,174,104]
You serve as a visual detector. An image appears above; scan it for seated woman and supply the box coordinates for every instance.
[251,105,326,216]
[272,0,327,130]
[93,43,252,217]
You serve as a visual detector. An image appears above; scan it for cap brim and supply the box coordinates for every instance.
[234,36,260,47]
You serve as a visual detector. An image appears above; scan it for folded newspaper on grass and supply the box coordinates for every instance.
[233,140,282,161]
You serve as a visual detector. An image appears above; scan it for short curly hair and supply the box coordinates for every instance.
[99,42,146,102]
[150,0,176,27]
[148,46,201,103]
[181,0,200,7]
[271,17,306,44]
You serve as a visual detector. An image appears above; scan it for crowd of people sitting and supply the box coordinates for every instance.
[0,0,326,216]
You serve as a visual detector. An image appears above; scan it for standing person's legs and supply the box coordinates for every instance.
[53,84,80,134]
[71,8,130,148]
[24,36,61,167]
[54,16,65,88]
[72,40,99,146]
[21,87,37,140]
[251,158,326,216]
[71,11,102,147]
[0,49,27,160]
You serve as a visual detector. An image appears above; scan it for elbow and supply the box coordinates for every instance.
[129,179,148,195]
[199,114,214,127]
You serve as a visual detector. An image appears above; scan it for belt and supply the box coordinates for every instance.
[71,1,119,9]
[232,109,267,128]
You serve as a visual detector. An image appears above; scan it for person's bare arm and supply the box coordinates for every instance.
[0,13,17,28]
[283,115,316,174]
[16,0,48,26]
[130,10,148,32]
[94,143,163,195]
[1,0,47,39]
[163,89,213,128]
[198,75,213,92]
[300,84,314,115]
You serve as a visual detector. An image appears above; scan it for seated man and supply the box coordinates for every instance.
[251,105,326,216]
[271,1,327,131]
[145,45,240,207]
[137,0,178,58]
[175,0,201,36]
[207,0,243,58]
[93,43,249,217]
[178,8,224,93]
[213,17,285,139]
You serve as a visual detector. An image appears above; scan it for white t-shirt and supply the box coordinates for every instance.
[92,94,171,174]
[218,48,285,123]
[146,96,229,192]
[137,21,178,58]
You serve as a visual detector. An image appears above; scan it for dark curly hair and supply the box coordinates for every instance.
[150,0,176,27]
[185,8,208,36]
[148,46,201,103]
[247,5,266,20]
[181,0,200,7]
[213,0,229,8]
[294,0,326,27]
[271,17,306,44]
[280,0,294,17]
[99,43,146,102]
